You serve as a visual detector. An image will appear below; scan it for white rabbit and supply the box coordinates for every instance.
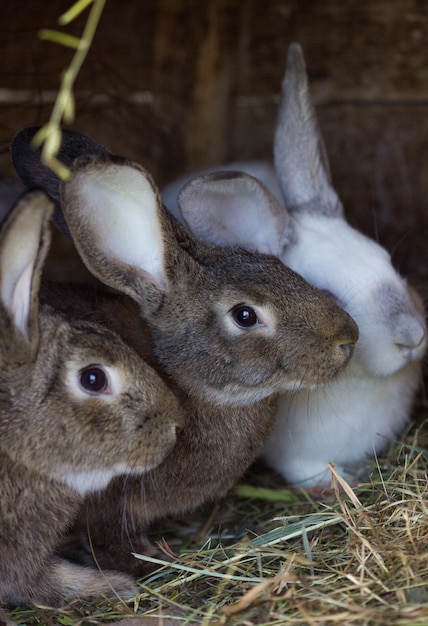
[162,43,427,488]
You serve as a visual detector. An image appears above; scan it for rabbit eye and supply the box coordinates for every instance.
[79,365,108,394]
[231,304,259,328]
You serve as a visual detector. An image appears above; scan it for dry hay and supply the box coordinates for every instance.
[2,407,428,626]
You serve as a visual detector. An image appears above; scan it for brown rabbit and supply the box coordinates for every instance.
[0,190,182,606]
[11,131,358,576]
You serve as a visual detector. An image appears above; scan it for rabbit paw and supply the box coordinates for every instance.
[58,530,170,578]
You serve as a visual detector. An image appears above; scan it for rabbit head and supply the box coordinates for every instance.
[0,192,181,489]
[58,153,360,401]
[272,43,427,377]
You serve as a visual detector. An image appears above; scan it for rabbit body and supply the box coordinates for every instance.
[0,192,181,605]
[264,209,426,486]
[161,43,427,488]
[270,353,421,486]
[12,132,358,573]
[60,156,358,573]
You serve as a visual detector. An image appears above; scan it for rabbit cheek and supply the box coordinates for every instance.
[63,366,178,478]
[128,424,178,472]
[119,401,180,472]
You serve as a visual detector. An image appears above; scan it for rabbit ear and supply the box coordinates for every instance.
[61,155,168,303]
[178,171,294,255]
[274,43,343,217]
[11,127,110,234]
[0,190,53,345]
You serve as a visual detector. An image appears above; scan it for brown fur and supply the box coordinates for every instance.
[0,192,182,605]
[12,131,359,576]
[63,154,358,575]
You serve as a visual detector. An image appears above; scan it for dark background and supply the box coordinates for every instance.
[2,0,428,286]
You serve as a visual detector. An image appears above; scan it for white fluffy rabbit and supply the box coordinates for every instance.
[162,43,427,488]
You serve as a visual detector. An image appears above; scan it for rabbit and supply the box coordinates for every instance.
[11,127,359,573]
[161,42,427,488]
[0,189,183,606]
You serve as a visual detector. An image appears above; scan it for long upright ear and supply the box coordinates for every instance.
[178,171,294,255]
[0,190,53,349]
[60,154,169,306]
[11,127,110,233]
[274,43,343,216]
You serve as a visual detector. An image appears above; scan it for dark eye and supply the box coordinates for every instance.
[232,304,259,328]
[79,366,108,394]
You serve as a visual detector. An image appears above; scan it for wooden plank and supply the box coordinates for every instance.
[0,0,427,283]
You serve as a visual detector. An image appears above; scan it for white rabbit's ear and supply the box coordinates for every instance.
[61,155,168,302]
[274,43,343,217]
[0,190,53,342]
[178,171,294,255]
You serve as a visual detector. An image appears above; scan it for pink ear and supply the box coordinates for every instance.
[274,43,343,217]
[0,191,52,340]
[61,157,168,300]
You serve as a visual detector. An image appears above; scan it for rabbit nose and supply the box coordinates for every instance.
[395,330,427,364]
[394,315,427,355]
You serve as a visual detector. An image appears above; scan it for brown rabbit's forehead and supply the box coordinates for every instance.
[213,286,281,312]
[38,311,142,373]
[188,242,307,294]
[164,242,325,328]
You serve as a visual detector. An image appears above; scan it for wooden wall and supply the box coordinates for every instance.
[1,0,428,284]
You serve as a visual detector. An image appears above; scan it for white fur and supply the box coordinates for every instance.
[57,464,133,495]
[265,360,421,487]
[284,213,426,377]
[261,211,426,486]
[199,375,309,408]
